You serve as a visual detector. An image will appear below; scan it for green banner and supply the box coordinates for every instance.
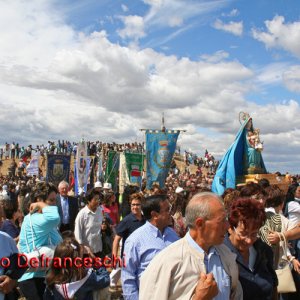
[125,152,145,181]
[105,151,119,190]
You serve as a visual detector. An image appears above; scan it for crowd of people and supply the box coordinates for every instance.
[0,143,300,299]
[0,141,145,161]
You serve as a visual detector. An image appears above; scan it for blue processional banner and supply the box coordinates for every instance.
[46,154,71,186]
[146,130,179,189]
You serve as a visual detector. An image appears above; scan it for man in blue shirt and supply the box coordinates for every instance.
[121,194,179,300]
[0,231,26,299]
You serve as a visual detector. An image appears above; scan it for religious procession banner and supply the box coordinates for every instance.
[74,157,90,195]
[75,140,89,191]
[97,151,104,182]
[105,150,119,191]
[26,152,40,177]
[146,130,179,189]
[125,152,145,185]
[119,152,130,194]
[46,154,70,186]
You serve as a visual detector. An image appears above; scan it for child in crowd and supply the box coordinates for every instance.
[44,237,110,300]
[101,217,113,258]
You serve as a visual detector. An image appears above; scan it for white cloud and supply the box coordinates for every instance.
[0,0,77,68]
[221,8,239,17]
[283,65,300,93]
[200,50,229,63]
[213,19,243,36]
[0,1,300,174]
[117,15,146,40]
[246,100,300,135]
[252,15,300,58]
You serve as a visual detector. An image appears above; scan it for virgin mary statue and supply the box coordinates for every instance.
[212,113,267,195]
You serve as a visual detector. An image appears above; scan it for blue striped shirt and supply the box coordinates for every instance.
[121,221,179,300]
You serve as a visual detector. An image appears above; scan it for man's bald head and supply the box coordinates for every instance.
[185,192,223,228]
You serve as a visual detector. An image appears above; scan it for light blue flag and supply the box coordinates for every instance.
[146,130,179,189]
[212,118,267,195]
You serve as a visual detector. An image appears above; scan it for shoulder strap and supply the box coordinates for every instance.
[28,214,37,250]
[277,232,289,259]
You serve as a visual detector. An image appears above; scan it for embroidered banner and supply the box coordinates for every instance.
[46,154,71,186]
[119,152,130,194]
[125,152,145,186]
[26,152,40,177]
[97,151,104,182]
[105,151,119,191]
[146,130,179,189]
[75,140,89,191]
[74,156,91,195]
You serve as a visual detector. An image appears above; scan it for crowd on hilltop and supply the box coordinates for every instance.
[0,140,145,161]
[0,139,219,188]
[183,149,218,173]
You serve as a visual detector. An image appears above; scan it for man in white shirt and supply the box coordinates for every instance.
[74,189,104,256]
[288,186,300,226]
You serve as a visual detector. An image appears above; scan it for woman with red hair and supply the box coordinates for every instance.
[224,198,278,300]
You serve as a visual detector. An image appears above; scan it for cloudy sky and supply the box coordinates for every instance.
[0,0,300,173]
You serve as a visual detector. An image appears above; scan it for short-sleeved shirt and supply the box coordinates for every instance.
[115,213,145,257]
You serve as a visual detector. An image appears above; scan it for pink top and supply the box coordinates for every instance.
[102,202,119,225]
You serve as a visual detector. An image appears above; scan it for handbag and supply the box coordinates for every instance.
[275,233,296,293]
[23,213,56,271]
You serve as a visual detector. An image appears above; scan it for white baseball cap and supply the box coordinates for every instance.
[103,182,112,189]
[94,181,102,188]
